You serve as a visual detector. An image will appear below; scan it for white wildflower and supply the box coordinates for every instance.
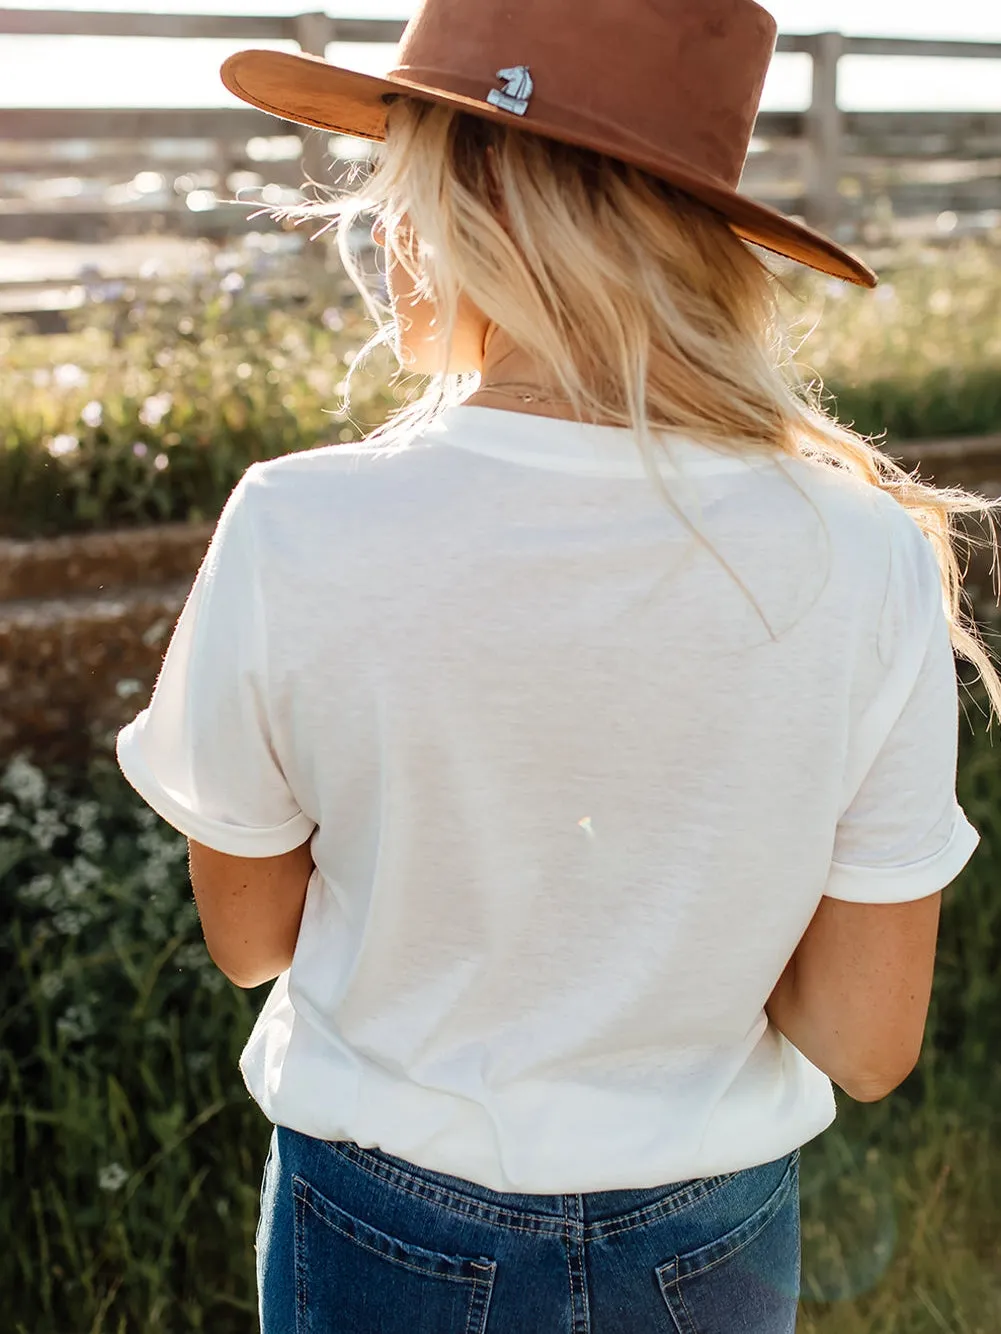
[175,942,209,971]
[56,1003,96,1041]
[153,453,169,472]
[71,856,103,888]
[115,678,143,700]
[47,435,80,459]
[138,392,173,428]
[98,1163,129,1193]
[143,861,170,892]
[69,801,100,830]
[79,828,105,858]
[18,873,55,907]
[30,808,67,852]
[53,908,88,937]
[0,803,15,827]
[3,757,48,807]
[39,972,65,1001]
[59,863,88,900]
[81,400,103,428]
[53,363,88,390]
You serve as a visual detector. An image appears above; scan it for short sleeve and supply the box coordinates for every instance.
[825,532,980,903]
[116,470,316,857]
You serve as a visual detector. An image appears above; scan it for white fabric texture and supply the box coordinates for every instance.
[117,405,980,1194]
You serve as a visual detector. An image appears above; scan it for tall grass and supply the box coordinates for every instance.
[0,251,401,540]
[779,237,1001,443]
[1,237,999,539]
[2,679,999,1331]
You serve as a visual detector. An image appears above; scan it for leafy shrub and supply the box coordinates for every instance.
[0,753,269,1331]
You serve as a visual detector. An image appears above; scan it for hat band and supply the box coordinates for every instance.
[388,66,742,190]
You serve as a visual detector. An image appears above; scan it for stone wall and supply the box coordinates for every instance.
[1,522,212,767]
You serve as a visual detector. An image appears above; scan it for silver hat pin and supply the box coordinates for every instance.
[487,65,534,116]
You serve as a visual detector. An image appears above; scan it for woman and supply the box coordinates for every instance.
[117,1,1000,1330]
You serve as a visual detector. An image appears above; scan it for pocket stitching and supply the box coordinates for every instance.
[596,1172,742,1241]
[293,1173,496,1288]
[657,1152,798,1285]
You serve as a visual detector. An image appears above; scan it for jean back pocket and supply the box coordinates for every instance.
[655,1151,801,1334]
[292,1173,496,1334]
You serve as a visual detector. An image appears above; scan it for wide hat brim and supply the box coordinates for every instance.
[221,48,877,290]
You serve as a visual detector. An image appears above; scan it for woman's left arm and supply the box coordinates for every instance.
[188,837,315,989]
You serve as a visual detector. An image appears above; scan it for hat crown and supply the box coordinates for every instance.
[392,0,778,187]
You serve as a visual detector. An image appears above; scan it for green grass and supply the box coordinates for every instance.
[0,256,402,540]
[779,237,1001,445]
[1,236,999,539]
[1,680,999,1332]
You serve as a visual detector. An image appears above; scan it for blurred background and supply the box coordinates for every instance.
[1,3,999,1332]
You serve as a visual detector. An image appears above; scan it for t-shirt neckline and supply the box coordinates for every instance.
[431,405,778,479]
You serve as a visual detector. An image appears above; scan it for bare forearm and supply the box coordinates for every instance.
[188,838,314,990]
[765,957,885,1102]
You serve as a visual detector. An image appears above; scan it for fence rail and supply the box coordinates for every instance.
[6,10,1001,60]
[1,11,1000,259]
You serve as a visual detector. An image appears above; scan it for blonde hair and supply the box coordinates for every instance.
[285,97,1001,722]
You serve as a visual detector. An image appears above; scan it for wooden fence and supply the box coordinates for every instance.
[1,11,1000,247]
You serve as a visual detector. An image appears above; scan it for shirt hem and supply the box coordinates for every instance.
[116,720,315,857]
[824,805,980,903]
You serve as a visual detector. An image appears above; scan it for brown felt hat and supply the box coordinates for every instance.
[220,0,877,289]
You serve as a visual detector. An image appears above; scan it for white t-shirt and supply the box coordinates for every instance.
[117,405,980,1194]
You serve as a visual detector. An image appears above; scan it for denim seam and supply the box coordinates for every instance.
[566,1194,590,1334]
[297,1186,494,1288]
[600,1150,800,1243]
[326,1141,572,1234]
[326,1139,747,1239]
[463,1261,496,1334]
[673,1281,697,1334]
[470,1261,498,1334]
[563,1196,575,1330]
[589,1173,740,1242]
[293,1190,309,1332]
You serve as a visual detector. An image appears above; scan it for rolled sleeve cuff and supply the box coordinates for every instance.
[824,805,981,904]
[116,722,316,858]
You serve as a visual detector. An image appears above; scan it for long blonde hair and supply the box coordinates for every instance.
[282,97,1001,722]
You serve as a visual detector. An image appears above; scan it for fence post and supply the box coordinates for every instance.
[291,12,340,220]
[805,31,845,231]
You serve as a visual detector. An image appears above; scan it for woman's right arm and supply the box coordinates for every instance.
[765,891,943,1102]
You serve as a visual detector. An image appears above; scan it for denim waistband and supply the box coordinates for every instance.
[323,1137,800,1239]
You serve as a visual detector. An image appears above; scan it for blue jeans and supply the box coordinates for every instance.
[257,1125,801,1333]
